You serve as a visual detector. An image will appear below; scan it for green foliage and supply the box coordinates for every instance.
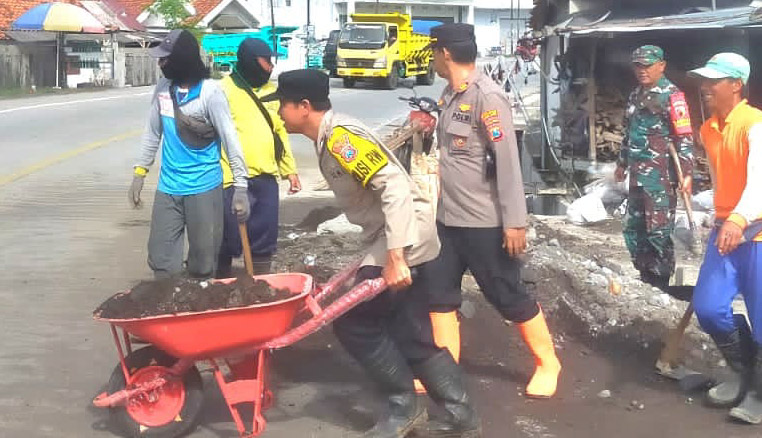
[148,0,192,30]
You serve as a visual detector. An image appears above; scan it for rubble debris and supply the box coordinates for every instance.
[317,214,363,235]
[598,389,612,398]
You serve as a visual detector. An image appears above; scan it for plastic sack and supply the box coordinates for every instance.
[566,194,609,225]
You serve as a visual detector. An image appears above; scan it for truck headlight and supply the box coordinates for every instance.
[372,56,387,68]
[337,56,347,68]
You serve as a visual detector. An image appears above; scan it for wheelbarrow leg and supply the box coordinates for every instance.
[211,349,271,437]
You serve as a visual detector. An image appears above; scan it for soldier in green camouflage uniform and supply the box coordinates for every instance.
[615,45,694,293]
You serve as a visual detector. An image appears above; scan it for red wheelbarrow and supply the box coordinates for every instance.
[93,261,385,438]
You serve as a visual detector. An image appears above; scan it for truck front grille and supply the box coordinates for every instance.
[345,59,377,68]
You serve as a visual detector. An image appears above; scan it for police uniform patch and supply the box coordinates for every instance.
[458,82,468,92]
[459,103,471,111]
[481,109,499,124]
[490,126,503,142]
[452,111,471,123]
[454,137,467,148]
[328,126,388,186]
[669,92,693,135]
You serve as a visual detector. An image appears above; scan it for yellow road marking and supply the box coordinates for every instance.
[0,129,142,187]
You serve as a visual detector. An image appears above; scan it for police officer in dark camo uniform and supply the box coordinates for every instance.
[615,45,695,299]
[425,23,562,401]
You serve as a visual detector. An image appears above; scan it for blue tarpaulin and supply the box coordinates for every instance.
[412,19,443,35]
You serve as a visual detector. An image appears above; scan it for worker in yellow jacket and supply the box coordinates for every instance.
[217,38,301,277]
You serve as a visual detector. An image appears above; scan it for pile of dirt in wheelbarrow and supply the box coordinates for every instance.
[95,276,294,319]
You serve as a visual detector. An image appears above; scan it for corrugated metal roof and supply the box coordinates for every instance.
[557,5,762,35]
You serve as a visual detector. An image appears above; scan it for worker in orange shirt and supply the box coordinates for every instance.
[689,53,762,424]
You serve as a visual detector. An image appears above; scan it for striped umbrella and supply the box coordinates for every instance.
[12,2,105,33]
[12,2,106,87]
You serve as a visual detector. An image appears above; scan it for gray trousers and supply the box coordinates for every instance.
[147,186,223,279]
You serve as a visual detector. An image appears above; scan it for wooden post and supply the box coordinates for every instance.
[588,41,598,161]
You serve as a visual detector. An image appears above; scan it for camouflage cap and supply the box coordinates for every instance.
[631,45,664,66]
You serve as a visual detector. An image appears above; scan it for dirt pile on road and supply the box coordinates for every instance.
[95,276,293,319]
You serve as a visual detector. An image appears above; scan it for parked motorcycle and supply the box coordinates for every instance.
[390,86,439,172]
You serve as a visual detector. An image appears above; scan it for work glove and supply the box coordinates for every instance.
[128,175,145,209]
[232,187,250,223]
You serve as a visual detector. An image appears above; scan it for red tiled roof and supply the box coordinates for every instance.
[190,0,222,23]
[0,0,82,37]
[114,0,225,26]
[0,0,227,38]
[114,0,152,19]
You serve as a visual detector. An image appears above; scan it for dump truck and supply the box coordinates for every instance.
[336,13,435,89]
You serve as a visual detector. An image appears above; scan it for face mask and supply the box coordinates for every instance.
[237,56,271,88]
[160,60,183,81]
[161,30,208,84]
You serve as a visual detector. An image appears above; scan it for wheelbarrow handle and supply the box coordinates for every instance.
[260,277,387,350]
[311,258,363,305]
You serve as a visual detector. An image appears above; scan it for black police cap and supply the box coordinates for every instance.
[262,69,330,103]
[428,23,475,49]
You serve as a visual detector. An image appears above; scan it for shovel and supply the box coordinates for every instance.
[239,223,255,277]
[668,144,702,255]
[655,145,699,377]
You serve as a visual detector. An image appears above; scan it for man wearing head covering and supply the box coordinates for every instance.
[615,45,695,299]
[267,69,481,437]
[425,22,561,400]
[127,29,250,279]
[216,38,302,277]
[689,53,762,423]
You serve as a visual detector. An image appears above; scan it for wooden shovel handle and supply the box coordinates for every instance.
[658,303,694,367]
[239,222,254,277]
[668,144,696,231]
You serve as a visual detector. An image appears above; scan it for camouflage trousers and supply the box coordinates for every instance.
[623,186,677,278]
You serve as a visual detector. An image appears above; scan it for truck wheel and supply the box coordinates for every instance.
[343,78,356,88]
[416,62,436,86]
[107,346,204,438]
[384,65,399,90]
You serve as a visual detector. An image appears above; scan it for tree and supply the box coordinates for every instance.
[148,0,193,30]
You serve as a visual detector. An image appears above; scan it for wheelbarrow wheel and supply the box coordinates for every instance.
[107,346,204,438]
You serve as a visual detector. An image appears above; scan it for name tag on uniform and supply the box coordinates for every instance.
[452,111,471,123]
[158,92,174,118]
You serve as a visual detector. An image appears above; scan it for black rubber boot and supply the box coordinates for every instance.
[707,315,755,408]
[358,338,427,438]
[412,351,481,438]
[730,344,762,424]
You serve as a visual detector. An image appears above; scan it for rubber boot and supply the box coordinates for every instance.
[413,350,481,437]
[730,345,762,424]
[415,311,461,393]
[252,255,273,275]
[517,308,562,398]
[358,338,427,438]
[707,314,755,408]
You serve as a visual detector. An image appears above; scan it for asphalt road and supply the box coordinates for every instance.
[1,76,760,438]
[0,77,443,438]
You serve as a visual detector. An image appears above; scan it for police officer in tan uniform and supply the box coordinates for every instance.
[266,69,480,438]
[427,23,562,399]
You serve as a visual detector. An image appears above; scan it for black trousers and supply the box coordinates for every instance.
[428,222,539,323]
[333,264,442,365]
